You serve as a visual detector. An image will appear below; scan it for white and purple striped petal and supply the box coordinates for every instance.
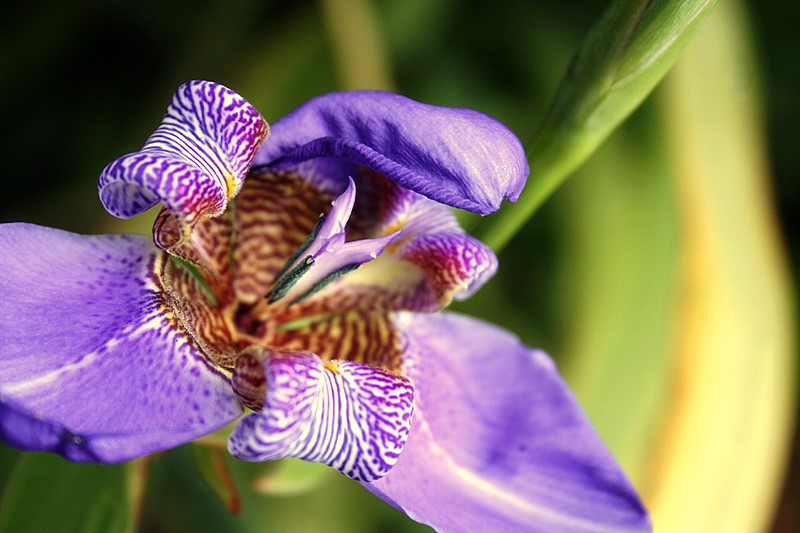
[398,232,497,303]
[98,81,268,244]
[228,347,414,482]
[253,91,528,215]
[0,223,242,462]
[368,313,651,533]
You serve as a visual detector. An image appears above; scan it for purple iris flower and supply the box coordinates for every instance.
[0,81,649,532]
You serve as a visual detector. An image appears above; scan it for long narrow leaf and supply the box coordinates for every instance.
[646,2,796,531]
[478,0,717,252]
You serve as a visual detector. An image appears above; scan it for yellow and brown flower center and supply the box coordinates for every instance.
[154,170,408,378]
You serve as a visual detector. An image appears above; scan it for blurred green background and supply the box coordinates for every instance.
[0,0,796,531]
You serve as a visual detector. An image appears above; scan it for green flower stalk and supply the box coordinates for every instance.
[477,0,717,252]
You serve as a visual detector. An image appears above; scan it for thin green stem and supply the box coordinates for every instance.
[476,0,717,253]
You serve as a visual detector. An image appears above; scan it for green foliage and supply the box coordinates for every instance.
[477,0,717,252]
[0,454,131,533]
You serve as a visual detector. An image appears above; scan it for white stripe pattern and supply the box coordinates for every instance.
[228,349,414,482]
[97,80,268,238]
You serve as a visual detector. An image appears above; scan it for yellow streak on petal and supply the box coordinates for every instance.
[225,172,239,198]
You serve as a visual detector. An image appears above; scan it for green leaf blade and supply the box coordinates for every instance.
[477,0,718,252]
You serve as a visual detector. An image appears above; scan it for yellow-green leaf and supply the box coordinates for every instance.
[645,2,796,531]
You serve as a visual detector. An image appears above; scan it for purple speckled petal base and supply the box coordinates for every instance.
[0,223,242,462]
[397,232,497,303]
[354,175,496,303]
[367,312,651,533]
[253,91,528,214]
[228,347,414,482]
[98,80,268,243]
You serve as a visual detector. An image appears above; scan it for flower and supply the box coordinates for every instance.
[0,81,649,532]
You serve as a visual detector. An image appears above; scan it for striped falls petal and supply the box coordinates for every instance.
[98,80,268,246]
[228,347,414,482]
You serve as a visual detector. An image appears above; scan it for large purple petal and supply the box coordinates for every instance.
[253,91,528,214]
[368,313,651,533]
[0,223,242,462]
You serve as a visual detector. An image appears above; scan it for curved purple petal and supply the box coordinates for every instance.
[98,81,268,244]
[0,223,242,462]
[253,91,528,214]
[228,347,413,482]
[368,313,651,533]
